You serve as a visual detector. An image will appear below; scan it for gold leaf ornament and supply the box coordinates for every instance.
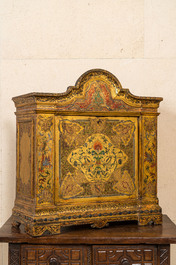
[113,170,135,195]
[61,173,83,199]
[113,121,135,145]
[68,134,128,183]
[60,120,83,145]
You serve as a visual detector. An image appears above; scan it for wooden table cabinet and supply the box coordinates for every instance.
[0,215,176,265]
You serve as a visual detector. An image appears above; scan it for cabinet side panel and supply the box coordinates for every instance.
[17,120,33,200]
[36,114,55,206]
[142,116,157,198]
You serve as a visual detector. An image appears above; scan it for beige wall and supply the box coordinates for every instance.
[1,0,176,264]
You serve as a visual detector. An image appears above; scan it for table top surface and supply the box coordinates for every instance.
[0,215,176,245]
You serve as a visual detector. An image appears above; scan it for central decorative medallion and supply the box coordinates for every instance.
[67,133,128,182]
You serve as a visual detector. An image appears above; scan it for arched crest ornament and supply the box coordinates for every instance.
[12,69,163,236]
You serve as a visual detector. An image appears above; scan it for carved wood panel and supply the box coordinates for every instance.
[8,244,171,265]
[158,245,170,265]
[9,244,21,265]
[21,245,88,265]
[93,245,157,265]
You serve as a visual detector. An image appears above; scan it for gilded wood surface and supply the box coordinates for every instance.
[56,116,138,201]
[17,121,33,199]
[142,116,157,197]
[36,114,54,205]
[12,69,163,112]
[12,69,163,236]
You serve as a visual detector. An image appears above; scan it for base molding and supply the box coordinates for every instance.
[12,207,162,237]
[138,214,162,226]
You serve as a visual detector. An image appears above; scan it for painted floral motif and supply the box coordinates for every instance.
[57,80,131,112]
[37,115,54,204]
[38,116,53,132]
[113,170,135,195]
[143,117,157,196]
[68,134,128,182]
[113,121,135,146]
[60,173,83,199]
[59,120,83,145]
[59,118,137,199]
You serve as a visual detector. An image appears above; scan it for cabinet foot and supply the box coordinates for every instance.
[138,214,162,226]
[25,223,61,237]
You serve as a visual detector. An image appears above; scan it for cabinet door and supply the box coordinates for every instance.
[55,116,138,203]
[21,245,89,265]
[93,245,157,265]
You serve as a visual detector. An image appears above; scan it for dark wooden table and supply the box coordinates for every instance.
[0,215,176,265]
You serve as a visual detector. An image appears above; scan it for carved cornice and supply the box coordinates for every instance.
[12,69,163,112]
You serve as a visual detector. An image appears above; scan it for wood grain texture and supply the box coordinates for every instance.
[21,245,86,265]
[8,244,172,265]
[93,245,157,265]
[6,219,175,265]
[158,245,170,265]
[9,244,20,265]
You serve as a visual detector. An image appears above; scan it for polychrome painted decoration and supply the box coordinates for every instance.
[12,69,163,236]
[57,117,138,200]
[56,79,132,112]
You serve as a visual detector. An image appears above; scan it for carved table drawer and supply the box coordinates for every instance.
[93,245,157,265]
[21,245,89,265]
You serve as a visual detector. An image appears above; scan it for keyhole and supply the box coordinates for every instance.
[49,257,58,265]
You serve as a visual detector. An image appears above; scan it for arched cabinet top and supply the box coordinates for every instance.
[12,69,163,114]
